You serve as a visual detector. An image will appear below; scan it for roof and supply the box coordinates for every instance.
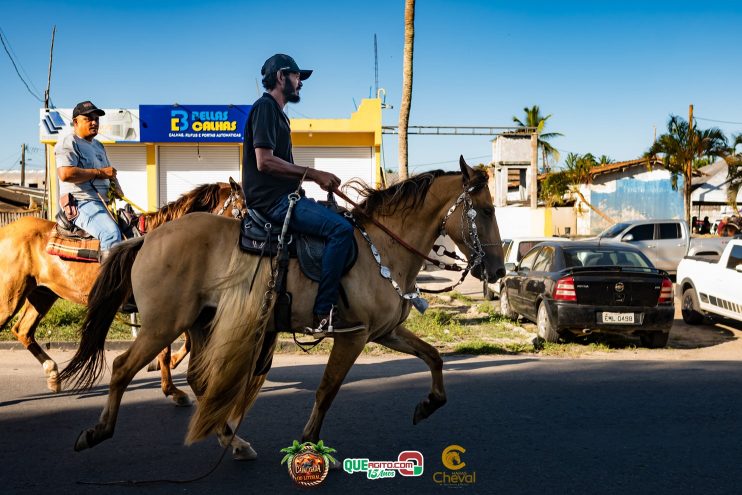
[691,158,741,204]
[588,157,665,179]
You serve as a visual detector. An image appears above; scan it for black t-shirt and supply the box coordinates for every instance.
[242,93,300,211]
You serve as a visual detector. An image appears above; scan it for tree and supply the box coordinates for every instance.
[724,133,742,214]
[398,0,415,181]
[513,105,563,172]
[646,115,727,225]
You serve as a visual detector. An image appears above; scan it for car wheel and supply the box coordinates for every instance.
[681,287,704,325]
[499,290,518,320]
[483,279,495,301]
[537,302,559,343]
[640,331,670,349]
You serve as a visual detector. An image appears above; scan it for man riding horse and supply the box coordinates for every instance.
[55,100,125,259]
[243,54,363,334]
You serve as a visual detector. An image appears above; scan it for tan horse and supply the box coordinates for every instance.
[60,158,505,457]
[0,178,245,401]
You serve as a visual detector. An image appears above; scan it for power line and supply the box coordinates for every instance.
[410,154,491,168]
[695,116,742,126]
[0,28,43,102]
[0,27,42,96]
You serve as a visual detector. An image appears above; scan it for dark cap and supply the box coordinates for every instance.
[261,54,312,80]
[72,101,106,119]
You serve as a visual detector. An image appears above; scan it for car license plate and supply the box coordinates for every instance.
[601,312,635,324]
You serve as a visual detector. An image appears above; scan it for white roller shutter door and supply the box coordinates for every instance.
[293,147,373,203]
[106,145,148,211]
[158,146,240,206]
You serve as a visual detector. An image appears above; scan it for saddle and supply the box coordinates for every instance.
[46,204,141,262]
[238,207,357,282]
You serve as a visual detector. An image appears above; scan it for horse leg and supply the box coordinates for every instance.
[375,325,447,424]
[301,331,367,444]
[9,290,60,392]
[186,325,260,461]
[157,344,191,407]
[169,333,191,369]
[75,329,181,451]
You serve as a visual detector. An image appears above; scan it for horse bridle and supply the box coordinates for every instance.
[334,184,490,301]
[216,189,247,219]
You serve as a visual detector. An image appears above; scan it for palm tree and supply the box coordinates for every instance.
[513,105,563,172]
[397,0,415,181]
[646,115,727,225]
[723,133,742,214]
[564,152,614,223]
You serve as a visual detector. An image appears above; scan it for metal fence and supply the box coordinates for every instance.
[0,209,45,227]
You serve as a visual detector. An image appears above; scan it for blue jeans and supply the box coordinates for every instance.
[263,195,355,315]
[73,199,122,250]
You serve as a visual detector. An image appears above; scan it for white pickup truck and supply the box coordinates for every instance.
[676,239,742,324]
[597,219,730,275]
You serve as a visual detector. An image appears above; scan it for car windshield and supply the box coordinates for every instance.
[563,248,653,269]
[598,223,630,238]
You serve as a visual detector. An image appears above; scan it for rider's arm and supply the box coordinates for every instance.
[255,148,340,191]
[58,166,108,183]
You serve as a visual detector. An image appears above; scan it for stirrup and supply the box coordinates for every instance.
[303,308,365,338]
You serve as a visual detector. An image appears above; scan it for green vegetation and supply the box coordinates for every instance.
[0,300,133,342]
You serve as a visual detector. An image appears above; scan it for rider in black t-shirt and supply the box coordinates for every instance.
[242,54,364,334]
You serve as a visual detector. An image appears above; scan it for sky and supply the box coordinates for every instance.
[1,0,742,175]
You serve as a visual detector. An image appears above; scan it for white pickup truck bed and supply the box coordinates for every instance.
[676,239,742,324]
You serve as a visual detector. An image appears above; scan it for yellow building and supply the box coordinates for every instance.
[40,99,382,215]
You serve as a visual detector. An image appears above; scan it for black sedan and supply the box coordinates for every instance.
[499,240,674,348]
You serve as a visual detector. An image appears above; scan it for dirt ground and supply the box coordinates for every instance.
[421,268,742,361]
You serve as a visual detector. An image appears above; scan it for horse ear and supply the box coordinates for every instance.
[228,176,240,191]
[459,155,475,184]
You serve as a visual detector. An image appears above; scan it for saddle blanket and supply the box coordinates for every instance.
[46,226,100,262]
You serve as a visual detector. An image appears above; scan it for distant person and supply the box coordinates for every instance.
[699,216,711,235]
[691,215,699,234]
[55,100,124,256]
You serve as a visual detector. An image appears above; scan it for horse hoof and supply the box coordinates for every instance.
[413,395,447,425]
[47,372,61,393]
[171,393,192,407]
[233,443,258,461]
[147,360,160,372]
[74,430,92,451]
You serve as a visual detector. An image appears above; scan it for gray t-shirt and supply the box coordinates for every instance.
[55,133,111,202]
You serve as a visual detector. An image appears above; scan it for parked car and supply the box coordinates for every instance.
[499,240,674,348]
[483,237,563,300]
[596,219,730,275]
[676,238,742,325]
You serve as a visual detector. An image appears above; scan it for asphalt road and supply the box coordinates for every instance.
[2,349,742,495]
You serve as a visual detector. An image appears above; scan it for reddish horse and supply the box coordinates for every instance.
[0,178,245,402]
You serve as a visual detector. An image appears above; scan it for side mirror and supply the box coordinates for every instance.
[505,262,517,272]
[622,233,634,242]
[519,266,531,275]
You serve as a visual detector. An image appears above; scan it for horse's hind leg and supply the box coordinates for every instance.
[75,328,182,451]
[9,290,60,392]
[186,324,259,461]
[157,344,191,407]
[301,331,367,444]
[169,333,191,369]
[375,324,446,424]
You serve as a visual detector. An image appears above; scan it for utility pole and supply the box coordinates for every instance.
[43,26,56,219]
[20,144,26,187]
[687,104,694,225]
[530,131,538,208]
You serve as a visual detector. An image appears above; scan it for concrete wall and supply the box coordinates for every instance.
[495,206,575,239]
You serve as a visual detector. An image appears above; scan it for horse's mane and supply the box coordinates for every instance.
[347,168,488,217]
[145,182,226,230]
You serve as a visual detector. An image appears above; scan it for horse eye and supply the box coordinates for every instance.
[482,208,494,217]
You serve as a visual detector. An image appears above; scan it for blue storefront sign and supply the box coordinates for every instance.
[139,104,251,142]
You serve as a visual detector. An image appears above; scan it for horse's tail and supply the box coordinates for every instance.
[58,237,145,390]
[185,247,273,445]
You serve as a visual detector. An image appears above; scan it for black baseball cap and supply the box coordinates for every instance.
[261,54,312,80]
[72,101,106,119]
